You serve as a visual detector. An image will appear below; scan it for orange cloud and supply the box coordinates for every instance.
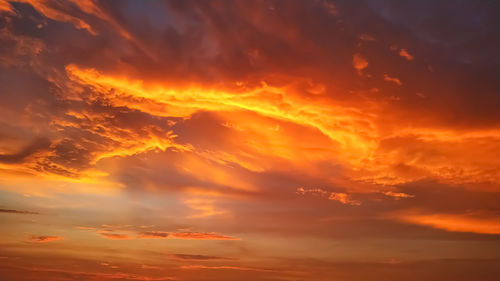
[382,191,415,199]
[179,265,275,272]
[85,227,240,241]
[99,233,131,240]
[383,74,402,86]
[352,53,368,75]
[170,232,240,241]
[138,231,169,239]
[184,198,226,218]
[16,0,97,35]
[141,264,162,270]
[1,3,500,280]
[296,188,360,205]
[29,236,63,243]
[0,137,50,164]
[169,254,236,261]
[0,0,12,12]
[358,34,376,42]
[399,49,414,60]
[396,213,500,234]
[64,64,377,167]
[328,192,361,205]
[1,264,177,281]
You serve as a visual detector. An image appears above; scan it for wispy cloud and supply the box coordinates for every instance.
[384,74,402,86]
[29,236,63,243]
[296,187,361,206]
[79,226,240,241]
[179,265,277,272]
[138,231,169,239]
[399,49,414,60]
[170,232,240,240]
[382,191,415,199]
[169,254,237,261]
[0,208,38,215]
[352,53,368,75]
[395,213,500,234]
[98,233,131,240]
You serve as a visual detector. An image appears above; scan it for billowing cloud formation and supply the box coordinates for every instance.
[1,1,500,281]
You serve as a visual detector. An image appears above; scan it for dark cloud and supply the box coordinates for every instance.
[0,138,50,164]
[169,254,237,261]
[0,208,38,214]
[29,235,62,243]
[139,231,169,239]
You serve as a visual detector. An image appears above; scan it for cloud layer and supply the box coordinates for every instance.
[0,1,499,281]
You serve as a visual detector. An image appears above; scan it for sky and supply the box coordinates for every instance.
[0,0,499,280]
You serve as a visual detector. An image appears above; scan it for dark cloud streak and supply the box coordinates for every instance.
[0,208,39,215]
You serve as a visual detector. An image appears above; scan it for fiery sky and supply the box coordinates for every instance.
[0,1,499,280]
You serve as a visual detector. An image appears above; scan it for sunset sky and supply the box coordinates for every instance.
[0,1,499,280]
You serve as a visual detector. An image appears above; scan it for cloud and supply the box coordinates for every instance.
[169,254,236,261]
[99,233,131,240]
[82,226,240,241]
[184,198,226,218]
[352,53,368,75]
[0,208,38,215]
[179,265,276,272]
[399,49,414,60]
[138,231,169,239]
[141,264,162,270]
[0,138,50,164]
[170,232,240,241]
[382,191,415,199]
[0,263,177,281]
[296,187,360,205]
[394,213,500,235]
[15,0,97,35]
[383,74,402,86]
[1,2,500,280]
[29,236,63,243]
[328,192,361,206]
[358,34,376,42]
[0,0,12,12]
